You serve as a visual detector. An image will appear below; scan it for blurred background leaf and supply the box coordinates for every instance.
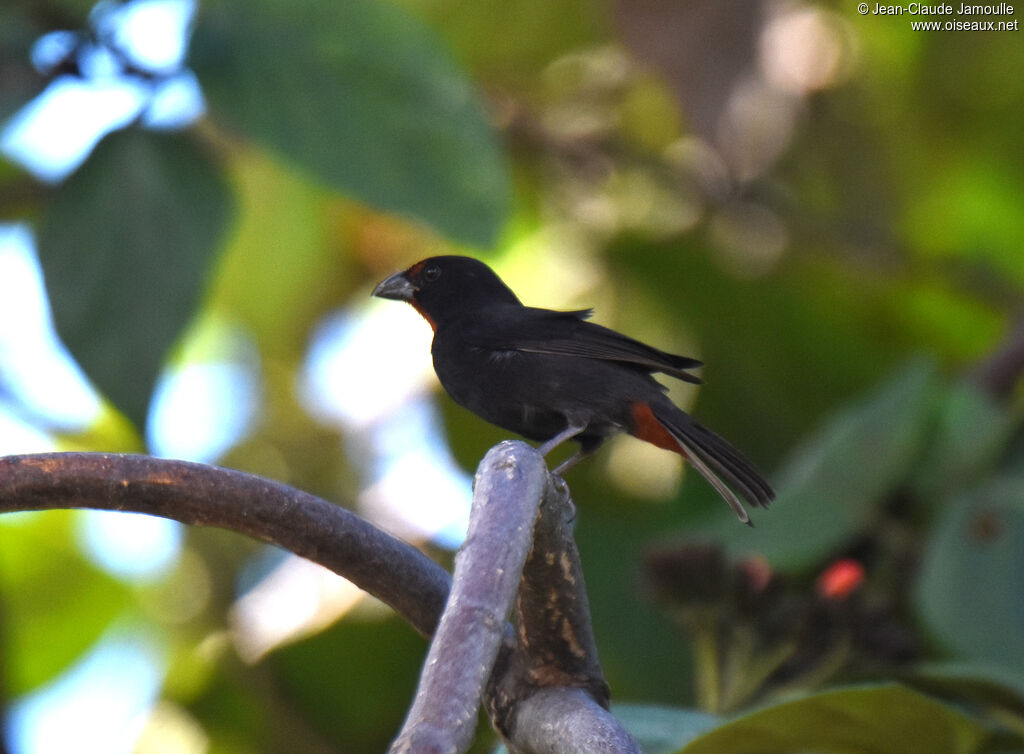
[710,358,939,569]
[191,0,510,247]
[679,683,996,754]
[36,128,233,430]
[915,477,1024,670]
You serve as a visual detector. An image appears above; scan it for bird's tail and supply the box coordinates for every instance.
[633,399,775,525]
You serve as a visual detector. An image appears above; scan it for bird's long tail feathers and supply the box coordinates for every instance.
[649,401,775,525]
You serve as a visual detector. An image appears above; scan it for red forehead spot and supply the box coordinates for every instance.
[407,260,427,278]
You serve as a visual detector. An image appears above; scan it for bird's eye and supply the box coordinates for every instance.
[423,265,441,282]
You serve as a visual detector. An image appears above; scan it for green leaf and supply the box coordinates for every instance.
[915,477,1024,669]
[911,382,1019,501]
[190,0,509,247]
[908,661,1024,720]
[712,359,939,569]
[680,683,993,754]
[35,127,234,430]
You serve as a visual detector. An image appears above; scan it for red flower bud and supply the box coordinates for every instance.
[817,559,864,600]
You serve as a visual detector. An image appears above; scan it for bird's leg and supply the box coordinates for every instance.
[551,433,604,476]
[536,422,587,457]
[551,444,599,476]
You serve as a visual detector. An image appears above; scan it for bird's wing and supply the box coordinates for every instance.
[466,306,704,384]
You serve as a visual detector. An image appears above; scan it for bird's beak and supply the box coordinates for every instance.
[372,271,416,301]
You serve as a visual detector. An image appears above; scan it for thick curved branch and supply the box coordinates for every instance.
[0,450,639,753]
[0,453,450,637]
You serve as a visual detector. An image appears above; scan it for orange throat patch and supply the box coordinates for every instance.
[410,300,437,332]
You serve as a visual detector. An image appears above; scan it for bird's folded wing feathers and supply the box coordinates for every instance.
[467,307,704,384]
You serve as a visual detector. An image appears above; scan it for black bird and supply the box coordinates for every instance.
[373,256,773,523]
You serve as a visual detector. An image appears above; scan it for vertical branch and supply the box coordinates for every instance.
[390,441,547,754]
[488,480,609,720]
[487,480,639,754]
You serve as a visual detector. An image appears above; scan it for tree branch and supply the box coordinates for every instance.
[0,453,451,638]
[502,688,640,754]
[502,476,609,709]
[0,449,638,753]
[485,469,638,754]
[391,441,637,754]
[390,441,548,754]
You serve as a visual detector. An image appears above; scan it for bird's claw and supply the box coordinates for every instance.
[548,473,577,522]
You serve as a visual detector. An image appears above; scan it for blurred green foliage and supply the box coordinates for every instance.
[1,0,1023,751]
[37,128,233,428]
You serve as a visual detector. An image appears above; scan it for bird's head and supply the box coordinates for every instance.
[372,255,520,330]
